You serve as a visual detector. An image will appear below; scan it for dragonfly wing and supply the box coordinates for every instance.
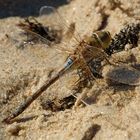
[82,45,109,63]
[17,18,52,48]
[39,6,82,46]
[39,5,68,43]
[20,27,52,45]
[102,65,140,86]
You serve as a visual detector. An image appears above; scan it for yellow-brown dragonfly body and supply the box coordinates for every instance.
[3,29,111,123]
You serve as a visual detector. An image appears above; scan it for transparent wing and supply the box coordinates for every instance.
[19,25,52,45]
[39,6,65,30]
[102,65,140,86]
[82,45,110,63]
[17,17,59,48]
[39,6,81,46]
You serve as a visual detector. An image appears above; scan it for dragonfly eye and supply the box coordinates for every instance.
[92,31,112,50]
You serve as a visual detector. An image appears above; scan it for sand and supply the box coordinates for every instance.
[0,0,140,139]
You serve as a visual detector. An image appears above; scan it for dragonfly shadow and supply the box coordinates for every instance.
[0,0,68,18]
[132,63,140,71]
[108,82,136,92]
[81,124,101,140]
[3,115,38,124]
[104,65,140,91]
[81,88,103,105]
[9,113,52,123]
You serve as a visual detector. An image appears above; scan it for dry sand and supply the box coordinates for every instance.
[0,0,140,139]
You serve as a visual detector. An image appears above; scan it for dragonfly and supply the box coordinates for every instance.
[3,6,140,124]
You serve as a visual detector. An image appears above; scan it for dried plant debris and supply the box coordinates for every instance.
[17,17,62,46]
[40,95,76,112]
[106,23,140,55]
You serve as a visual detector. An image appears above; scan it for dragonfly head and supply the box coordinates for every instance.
[92,31,112,50]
